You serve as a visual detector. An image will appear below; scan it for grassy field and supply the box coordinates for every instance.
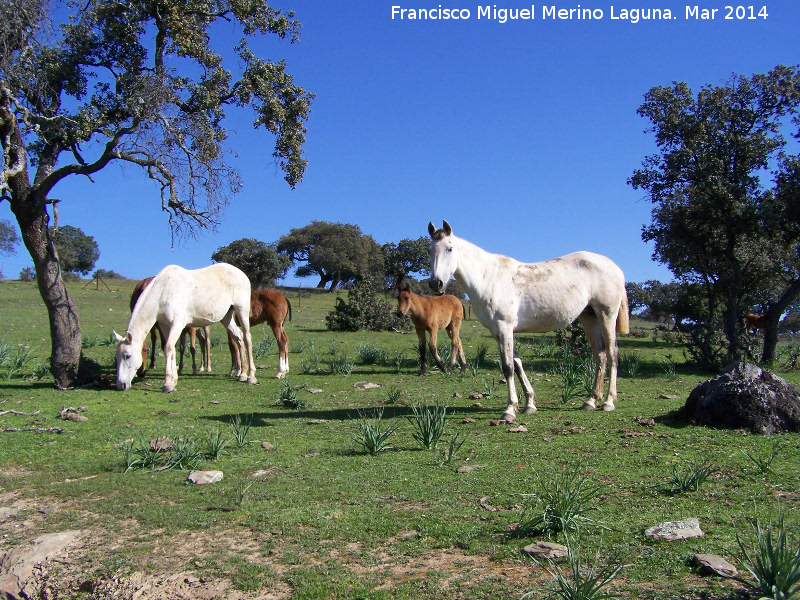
[0,278,798,599]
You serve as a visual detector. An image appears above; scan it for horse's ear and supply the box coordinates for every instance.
[113,330,125,343]
[428,221,436,238]
[442,220,452,236]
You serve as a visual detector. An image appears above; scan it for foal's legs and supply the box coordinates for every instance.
[198,326,211,372]
[446,322,467,374]
[427,328,448,373]
[415,327,428,376]
[270,320,290,378]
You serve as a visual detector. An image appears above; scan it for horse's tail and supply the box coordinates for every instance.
[285,298,293,323]
[617,290,630,335]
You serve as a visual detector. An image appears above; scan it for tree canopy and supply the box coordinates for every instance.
[0,0,312,387]
[211,238,292,289]
[277,221,384,290]
[629,65,800,367]
[382,237,431,283]
[50,225,99,275]
[0,218,18,255]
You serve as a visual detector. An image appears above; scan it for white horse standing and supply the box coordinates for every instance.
[428,221,629,422]
[115,263,257,392]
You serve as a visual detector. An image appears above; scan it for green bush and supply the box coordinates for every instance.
[325,278,403,332]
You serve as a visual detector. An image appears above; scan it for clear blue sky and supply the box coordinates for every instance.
[2,1,798,286]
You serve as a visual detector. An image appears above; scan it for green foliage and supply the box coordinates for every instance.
[211,238,291,289]
[229,414,253,448]
[550,353,591,404]
[274,380,308,409]
[204,428,231,460]
[325,278,402,332]
[515,465,608,538]
[619,352,641,379]
[742,440,783,476]
[355,342,389,365]
[354,408,397,455]
[735,508,800,600]
[328,354,355,376]
[526,537,629,600]
[277,221,384,289]
[93,269,123,279]
[382,236,431,281]
[663,457,718,494]
[252,334,276,359]
[408,402,449,450]
[440,430,466,464]
[0,219,19,256]
[119,432,204,473]
[18,266,35,282]
[49,225,100,275]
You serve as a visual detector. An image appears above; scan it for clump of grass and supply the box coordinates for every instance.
[386,386,402,404]
[204,428,231,459]
[119,432,204,472]
[482,376,498,399]
[408,401,449,450]
[355,342,389,365]
[619,351,641,379]
[473,342,491,366]
[1,344,36,380]
[274,380,309,410]
[550,354,585,404]
[514,465,608,538]
[742,440,782,476]
[439,430,466,464]
[329,353,354,376]
[252,335,276,359]
[734,508,800,600]
[525,536,630,600]
[662,457,718,494]
[229,414,253,448]
[354,408,397,455]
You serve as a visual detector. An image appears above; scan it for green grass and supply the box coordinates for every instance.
[0,278,799,598]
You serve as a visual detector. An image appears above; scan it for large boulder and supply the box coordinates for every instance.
[678,362,800,434]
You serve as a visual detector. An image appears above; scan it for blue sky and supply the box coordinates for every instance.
[2,1,798,286]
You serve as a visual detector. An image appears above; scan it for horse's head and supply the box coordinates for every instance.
[428,220,455,295]
[396,276,413,317]
[114,330,142,390]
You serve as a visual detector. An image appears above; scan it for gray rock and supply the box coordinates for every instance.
[0,508,18,522]
[0,531,81,600]
[645,518,704,541]
[187,470,223,485]
[521,541,569,560]
[679,362,800,434]
[354,381,381,390]
[692,553,738,577]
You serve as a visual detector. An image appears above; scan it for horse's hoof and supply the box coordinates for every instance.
[581,401,596,411]
[162,385,174,393]
[192,369,198,375]
[247,376,258,385]
[601,402,616,412]
[523,406,538,414]
[500,412,516,423]
[275,371,288,379]
[237,375,248,382]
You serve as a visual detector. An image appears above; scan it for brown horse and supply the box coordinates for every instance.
[130,277,210,377]
[228,289,292,378]
[396,278,467,375]
[745,313,768,332]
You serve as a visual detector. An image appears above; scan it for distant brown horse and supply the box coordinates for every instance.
[130,277,210,377]
[396,278,467,375]
[745,313,768,332]
[228,289,292,378]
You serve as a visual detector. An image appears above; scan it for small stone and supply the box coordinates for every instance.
[63,413,88,422]
[307,388,324,394]
[692,554,738,577]
[645,518,703,541]
[308,419,330,425]
[660,394,679,400]
[568,426,586,434]
[354,381,380,390]
[468,392,484,400]
[187,471,223,485]
[461,418,476,423]
[452,392,462,398]
[257,365,271,370]
[471,402,483,408]
[509,426,528,433]
[521,541,569,560]
[456,465,485,473]
[261,442,275,451]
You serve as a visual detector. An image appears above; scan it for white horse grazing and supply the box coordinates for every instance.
[115,264,257,392]
[428,221,629,421]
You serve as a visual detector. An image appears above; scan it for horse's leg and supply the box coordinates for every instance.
[445,323,459,373]
[428,328,448,373]
[137,338,148,378]
[497,327,521,422]
[239,311,257,385]
[188,328,198,375]
[578,312,607,411]
[416,327,428,376]
[149,326,158,370]
[200,326,211,372]
[178,329,187,375]
[162,325,183,393]
[225,308,256,384]
[598,312,619,411]
[223,313,248,381]
[272,321,290,378]
[226,329,240,377]
[513,350,536,413]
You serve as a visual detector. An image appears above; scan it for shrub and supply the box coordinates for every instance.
[354,408,397,455]
[19,266,35,281]
[408,402,449,450]
[325,278,403,332]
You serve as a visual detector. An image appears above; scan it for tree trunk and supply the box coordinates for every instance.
[329,272,341,292]
[11,198,86,388]
[761,279,800,364]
